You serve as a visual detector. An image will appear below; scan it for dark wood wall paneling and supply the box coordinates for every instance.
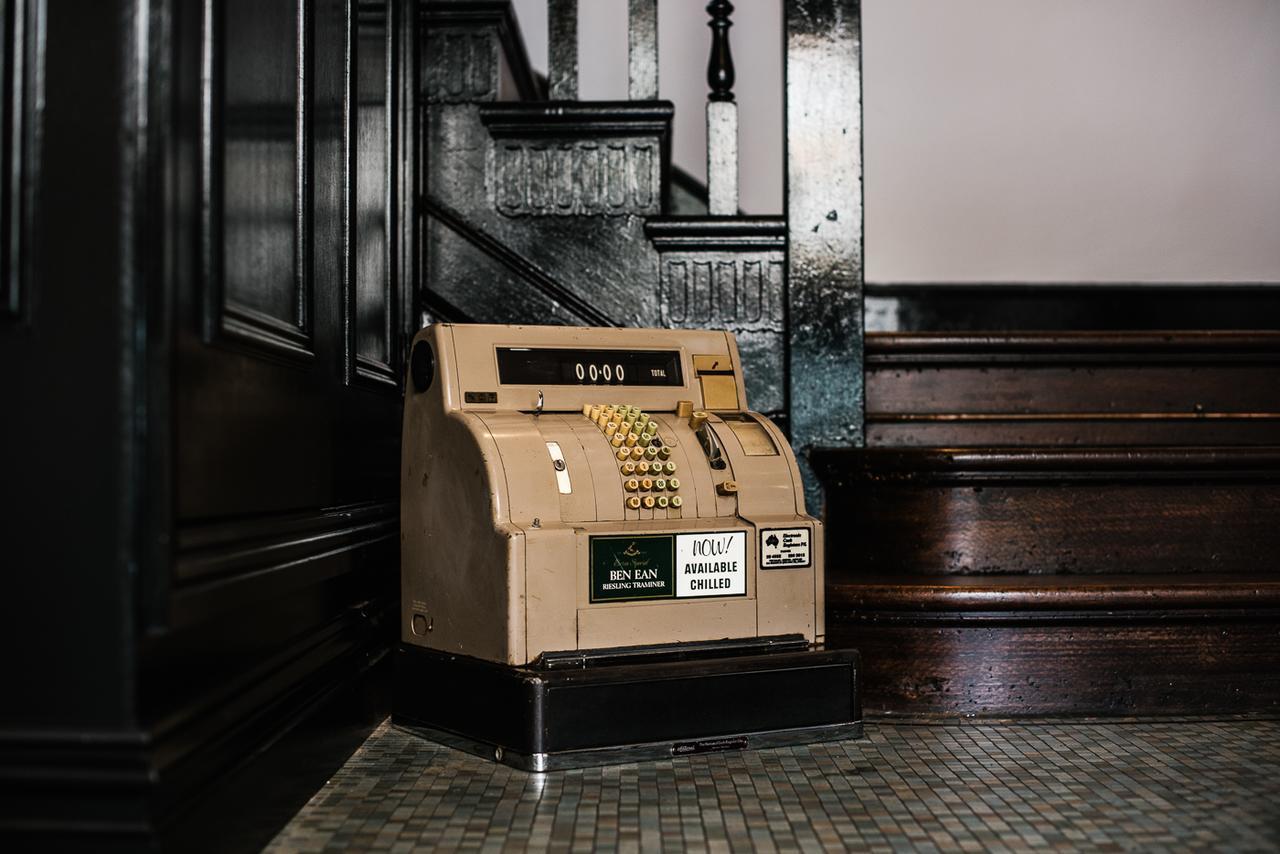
[2,0,416,846]
[1,0,36,323]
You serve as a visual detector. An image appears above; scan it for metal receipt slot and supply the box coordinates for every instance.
[394,323,861,770]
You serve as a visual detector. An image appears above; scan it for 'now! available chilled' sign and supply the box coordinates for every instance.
[590,531,746,603]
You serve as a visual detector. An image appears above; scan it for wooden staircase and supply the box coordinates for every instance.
[417,2,1280,716]
[817,331,1280,716]
[418,0,810,427]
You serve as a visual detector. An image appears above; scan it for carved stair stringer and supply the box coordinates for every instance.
[813,445,1280,717]
[524,69,712,216]
[424,201,792,425]
[646,217,787,422]
[425,196,618,328]
[426,97,672,326]
[420,0,543,106]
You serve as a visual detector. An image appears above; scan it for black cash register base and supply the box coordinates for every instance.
[393,324,860,770]
[395,638,861,771]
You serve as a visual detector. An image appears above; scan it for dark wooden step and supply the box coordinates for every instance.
[815,446,1280,716]
[864,282,1280,333]
[865,331,1280,446]
[813,446,1280,577]
[831,573,1280,613]
[829,573,1280,718]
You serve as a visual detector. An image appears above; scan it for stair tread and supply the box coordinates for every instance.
[478,101,674,137]
[867,329,1280,357]
[829,573,1280,611]
[813,445,1280,479]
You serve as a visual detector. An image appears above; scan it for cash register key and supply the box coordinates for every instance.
[664,461,677,475]
[582,404,592,417]
[635,461,650,475]
[657,446,672,460]
[640,477,654,491]
[621,461,637,475]
[670,495,684,508]
[620,420,633,435]
[675,400,695,419]
[605,422,618,437]
[644,446,659,461]
[625,496,641,510]
[689,410,710,431]
[611,434,625,448]
[642,496,656,509]
[656,496,670,509]
[624,433,638,447]
[615,448,629,461]
[624,478,640,492]
[589,405,602,420]
[668,477,681,490]
[629,446,644,461]
[654,478,667,491]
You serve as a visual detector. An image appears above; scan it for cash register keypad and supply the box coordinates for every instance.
[582,403,683,514]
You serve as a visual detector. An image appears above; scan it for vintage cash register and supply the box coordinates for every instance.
[394,323,861,770]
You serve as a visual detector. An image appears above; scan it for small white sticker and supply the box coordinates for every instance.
[760,527,811,569]
[675,531,746,598]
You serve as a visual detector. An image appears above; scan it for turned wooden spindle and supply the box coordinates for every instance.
[706,0,738,213]
[706,0,736,103]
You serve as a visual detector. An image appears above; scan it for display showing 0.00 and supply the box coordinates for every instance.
[575,362,625,384]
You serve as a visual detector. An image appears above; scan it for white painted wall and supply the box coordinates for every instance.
[510,0,1280,283]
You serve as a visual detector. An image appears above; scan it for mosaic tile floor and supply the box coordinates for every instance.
[269,718,1280,852]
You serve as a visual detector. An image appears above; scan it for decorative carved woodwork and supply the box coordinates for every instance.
[647,217,786,415]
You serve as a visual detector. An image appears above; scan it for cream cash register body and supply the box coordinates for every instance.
[395,323,861,770]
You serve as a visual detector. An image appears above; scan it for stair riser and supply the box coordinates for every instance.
[865,331,1280,446]
[869,364,1280,413]
[830,618,1280,716]
[826,481,1280,577]
[868,420,1280,447]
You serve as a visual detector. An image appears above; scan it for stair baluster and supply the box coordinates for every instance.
[706,0,738,215]
[548,0,578,100]
[629,0,659,101]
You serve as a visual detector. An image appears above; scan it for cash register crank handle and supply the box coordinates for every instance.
[689,409,727,471]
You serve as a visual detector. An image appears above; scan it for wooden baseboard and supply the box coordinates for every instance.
[0,598,394,848]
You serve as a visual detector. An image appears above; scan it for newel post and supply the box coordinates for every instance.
[785,0,865,514]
